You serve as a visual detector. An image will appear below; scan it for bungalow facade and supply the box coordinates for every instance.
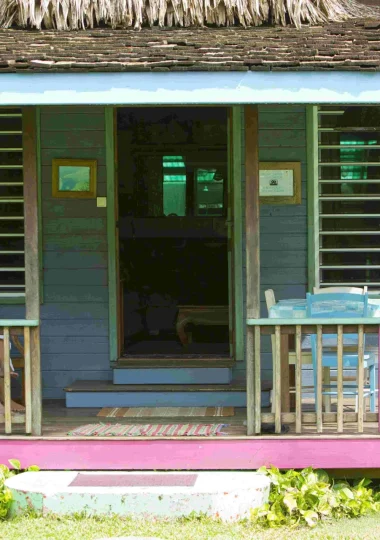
[1,7,380,470]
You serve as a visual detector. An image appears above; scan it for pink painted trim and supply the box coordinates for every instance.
[1,439,380,470]
[378,327,380,433]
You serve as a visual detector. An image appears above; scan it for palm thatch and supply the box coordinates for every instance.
[0,0,379,30]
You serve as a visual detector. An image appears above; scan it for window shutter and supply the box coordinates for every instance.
[316,105,380,288]
[0,108,25,299]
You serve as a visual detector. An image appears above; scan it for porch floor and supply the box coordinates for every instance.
[0,400,379,438]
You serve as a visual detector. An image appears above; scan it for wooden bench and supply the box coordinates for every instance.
[176,305,229,346]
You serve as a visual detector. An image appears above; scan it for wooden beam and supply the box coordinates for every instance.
[245,106,260,319]
[245,105,260,436]
[23,107,42,436]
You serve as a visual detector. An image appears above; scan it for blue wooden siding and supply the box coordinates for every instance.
[0,104,307,397]
[233,105,307,384]
[40,107,110,399]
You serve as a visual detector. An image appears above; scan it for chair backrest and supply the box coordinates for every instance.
[306,292,368,319]
[313,286,368,295]
[265,289,276,315]
[307,292,368,367]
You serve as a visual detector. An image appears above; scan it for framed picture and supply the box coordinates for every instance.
[259,162,301,205]
[52,159,97,199]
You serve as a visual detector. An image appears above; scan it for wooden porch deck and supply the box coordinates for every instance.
[1,400,379,439]
[1,401,380,471]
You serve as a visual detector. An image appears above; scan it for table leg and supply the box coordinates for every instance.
[280,334,290,412]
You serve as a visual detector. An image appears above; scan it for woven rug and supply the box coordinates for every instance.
[68,423,227,437]
[97,406,234,418]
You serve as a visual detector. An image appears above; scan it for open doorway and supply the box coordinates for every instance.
[117,107,231,358]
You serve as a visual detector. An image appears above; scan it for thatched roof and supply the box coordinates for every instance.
[1,20,380,73]
[0,0,379,30]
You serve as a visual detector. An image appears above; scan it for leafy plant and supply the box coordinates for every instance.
[251,466,380,528]
[0,460,39,520]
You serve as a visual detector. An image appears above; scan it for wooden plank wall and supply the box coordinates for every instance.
[39,107,110,399]
[232,105,308,384]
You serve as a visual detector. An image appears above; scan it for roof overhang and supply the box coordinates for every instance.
[2,71,380,105]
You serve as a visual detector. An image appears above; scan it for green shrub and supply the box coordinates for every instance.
[0,460,39,520]
[251,466,380,528]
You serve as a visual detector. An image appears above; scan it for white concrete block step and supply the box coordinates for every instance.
[6,471,270,522]
[113,367,232,385]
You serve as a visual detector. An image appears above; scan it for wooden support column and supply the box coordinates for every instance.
[23,107,42,436]
[245,105,260,436]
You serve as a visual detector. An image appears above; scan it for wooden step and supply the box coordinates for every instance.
[64,380,271,409]
[65,381,253,393]
[114,356,234,368]
[113,365,232,385]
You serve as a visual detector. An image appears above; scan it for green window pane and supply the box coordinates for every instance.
[163,156,186,216]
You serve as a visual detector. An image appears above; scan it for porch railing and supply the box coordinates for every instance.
[0,320,39,435]
[246,318,380,436]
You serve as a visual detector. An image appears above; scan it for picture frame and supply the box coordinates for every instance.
[52,159,97,199]
[259,162,301,205]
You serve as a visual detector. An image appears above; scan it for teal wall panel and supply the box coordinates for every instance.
[39,106,109,399]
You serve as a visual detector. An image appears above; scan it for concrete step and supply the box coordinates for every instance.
[113,367,232,385]
[64,380,271,408]
[6,471,270,521]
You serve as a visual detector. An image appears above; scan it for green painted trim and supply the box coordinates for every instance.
[247,317,380,325]
[0,298,26,305]
[227,111,233,357]
[105,106,118,363]
[36,106,43,304]
[306,105,319,292]
[0,319,39,326]
[232,106,245,362]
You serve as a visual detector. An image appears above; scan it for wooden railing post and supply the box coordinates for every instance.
[23,107,41,436]
[3,328,11,434]
[245,105,260,436]
[357,325,364,433]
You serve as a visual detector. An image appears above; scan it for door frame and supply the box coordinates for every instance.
[108,105,245,363]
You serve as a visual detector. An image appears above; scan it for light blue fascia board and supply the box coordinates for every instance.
[2,72,380,105]
[0,319,39,326]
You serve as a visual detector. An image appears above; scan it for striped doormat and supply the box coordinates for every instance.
[68,423,227,437]
[97,406,234,418]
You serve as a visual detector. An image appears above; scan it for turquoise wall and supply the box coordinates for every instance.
[40,106,110,398]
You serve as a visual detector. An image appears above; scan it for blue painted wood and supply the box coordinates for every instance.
[44,269,107,286]
[2,72,380,105]
[41,320,108,337]
[44,286,109,303]
[44,235,108,252]
[65,390,272,408]
[39,106,109,399]
[41,303,108,320]
[113,368,232,385]
[43,252,107,269]
[43,218,107,234]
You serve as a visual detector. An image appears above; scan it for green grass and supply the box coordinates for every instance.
[0,513,380,540]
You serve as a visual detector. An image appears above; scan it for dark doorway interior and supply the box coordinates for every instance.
[117,107,230,357]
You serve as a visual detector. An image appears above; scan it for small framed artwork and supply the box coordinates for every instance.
[259,162,301,205]
[52,159,97,199]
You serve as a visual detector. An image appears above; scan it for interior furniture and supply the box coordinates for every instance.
[176,305,229,346]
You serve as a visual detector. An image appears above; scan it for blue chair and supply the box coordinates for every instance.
[306,292,377,413]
